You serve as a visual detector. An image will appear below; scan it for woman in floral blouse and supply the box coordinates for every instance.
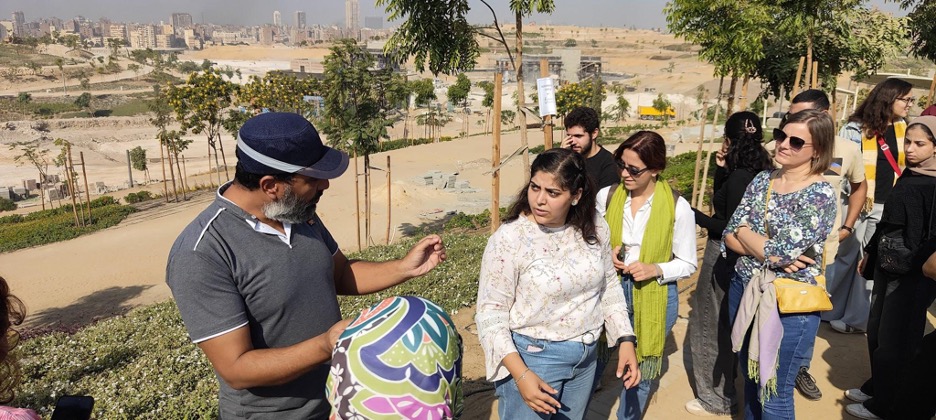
[476,148,640,419]
[723,109,837,420]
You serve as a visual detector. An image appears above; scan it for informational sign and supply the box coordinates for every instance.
[537,77,557,117]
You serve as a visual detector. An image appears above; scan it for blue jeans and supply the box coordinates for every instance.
[495,332,598,419]
[729,273,821,420]
[616,280,679,420]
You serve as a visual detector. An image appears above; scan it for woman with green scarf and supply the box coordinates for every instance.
[597,131,698,419]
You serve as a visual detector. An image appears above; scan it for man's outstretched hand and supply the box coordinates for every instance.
[400,234,447,278]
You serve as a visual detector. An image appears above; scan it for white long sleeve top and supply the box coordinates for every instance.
[475,214,636,382]
[596,186,698,284]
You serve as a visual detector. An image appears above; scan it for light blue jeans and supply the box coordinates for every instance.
[729,273,821,420]
[495,332,598,419]
[616,280,679,420]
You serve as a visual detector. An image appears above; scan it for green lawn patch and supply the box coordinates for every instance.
[0,198,136,253]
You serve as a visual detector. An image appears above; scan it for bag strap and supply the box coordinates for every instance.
[876,133,903,177]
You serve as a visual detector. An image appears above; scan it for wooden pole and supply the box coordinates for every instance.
[38,171,46,211]
[738,75,751,110]
[792,57,806,98]
[540,58,554,150]
[166,142,178,202]
[353,150,362,251]
[386,155,391,245]
[180,154,189,194]
[830,92,837,132]
[491,72,503,232]
[66,143,82,227]
[927,73,936,108]
[812,62,819,89]
[159,139,169,203]
[696,104,722,210]
[691,101,710,206]
[80,152,92,223]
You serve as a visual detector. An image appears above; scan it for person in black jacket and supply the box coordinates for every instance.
[846,116,936,420]
[685,111,772,417]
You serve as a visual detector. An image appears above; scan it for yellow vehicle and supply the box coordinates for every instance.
[637,105,675,120]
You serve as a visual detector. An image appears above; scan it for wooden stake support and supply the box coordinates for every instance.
[540,58,554,150]
[491,72,503,232]
[696,104,722,210]
[792,57,806,98]
[691,101,710,206]
[386,155,391,246]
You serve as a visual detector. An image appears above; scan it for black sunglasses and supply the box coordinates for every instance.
[772,128,810,152]
[616,161,650,177]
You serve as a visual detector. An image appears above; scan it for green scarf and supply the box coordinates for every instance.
[605,180,675,380]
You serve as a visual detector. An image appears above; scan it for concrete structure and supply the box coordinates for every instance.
[258,26,274,46]
[171,13,193,32]
[294,11,306,29]
[130,25,157,49]
[12,11,25,36]
[213,31,243,45]
[273,11,282,27]
[108,24,128,42]
[0,22,9,41]
[494,49,602,83]
[345,0,360,35]
[156,34,174,49]
[0,187,13,201]
[183,29,200,49]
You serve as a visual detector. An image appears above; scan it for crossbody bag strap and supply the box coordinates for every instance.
[876,133,903,177]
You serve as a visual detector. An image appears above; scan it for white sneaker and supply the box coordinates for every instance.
[831,320,865,334]
[685,399,720,417]
[845,403,882,419]
[845,388,872,403]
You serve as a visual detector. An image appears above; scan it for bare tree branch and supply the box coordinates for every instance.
[478,0,516,71]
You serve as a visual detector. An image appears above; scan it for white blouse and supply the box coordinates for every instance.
[475,214,635,382]
[596,186,698,284]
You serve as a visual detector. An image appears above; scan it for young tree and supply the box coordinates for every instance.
[652,94,673,123]
[129,146,150,183]
[447,73,472,107]
[9,138,52,210]
[895,0,936,63]
[167,68,236,186]
[74,92,92,117]
[614,95,631,122]
[318,39,398,243]
[55,58,66,95]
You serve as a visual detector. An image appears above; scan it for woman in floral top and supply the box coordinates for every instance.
[476,148,639,418]
[723,109,837,420]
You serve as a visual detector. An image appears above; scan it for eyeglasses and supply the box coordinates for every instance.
[772,128,812,152]
[616,161,650,177]
[895,96,916,106]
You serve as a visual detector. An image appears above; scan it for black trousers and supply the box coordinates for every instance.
[859,268,936,419]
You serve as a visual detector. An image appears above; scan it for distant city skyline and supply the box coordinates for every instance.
[3,0,906,29]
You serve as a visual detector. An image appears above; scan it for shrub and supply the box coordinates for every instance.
[90,196,117,208]
[0,197,16,211]
[0,204,136,252]
[123,191,154,204]
[660,151,717,202]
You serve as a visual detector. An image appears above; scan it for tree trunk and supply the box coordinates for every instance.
[364,153,371,246]
[216,131,230,181]
[167,142,179,202]
[516,12,530,182]
[174,146,186,201]
[738,75,751,111]
[806,36,814,90]
[160,140,169,202]
[209,136,222,187]
[39,171,46,210]
[726,73,738,115]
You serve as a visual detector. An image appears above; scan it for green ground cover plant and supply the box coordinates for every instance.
[0,198,135,253]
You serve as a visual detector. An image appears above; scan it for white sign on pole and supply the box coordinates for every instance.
[537,77,557,117]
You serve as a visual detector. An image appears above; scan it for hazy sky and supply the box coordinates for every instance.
[3,0,906,29]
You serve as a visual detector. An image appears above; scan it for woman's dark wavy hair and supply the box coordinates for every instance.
[505,148,598,244]
[724,111,773,173]
[848,78,913,137]
[0,276,25,404]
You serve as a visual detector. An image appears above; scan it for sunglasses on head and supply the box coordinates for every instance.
[616,161,650,177]
[772,128,810,152]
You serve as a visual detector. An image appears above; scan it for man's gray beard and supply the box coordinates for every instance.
[262,184,318,224]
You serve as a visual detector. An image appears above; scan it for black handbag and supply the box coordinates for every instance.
[877,231,914,274]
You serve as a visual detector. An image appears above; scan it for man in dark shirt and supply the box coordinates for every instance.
[166,112,447,419]
[563,106,619,190]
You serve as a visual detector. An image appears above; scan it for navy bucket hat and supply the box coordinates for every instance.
[236,112,349,179]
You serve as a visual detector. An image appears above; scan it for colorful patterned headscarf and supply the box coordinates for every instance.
[327,296,463,420]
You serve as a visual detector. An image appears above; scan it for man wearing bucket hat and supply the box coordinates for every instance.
[166,112,447,419]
